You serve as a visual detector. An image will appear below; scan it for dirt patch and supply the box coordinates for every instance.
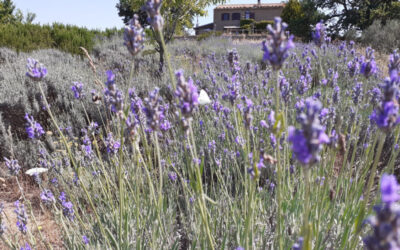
[0,170,64,249]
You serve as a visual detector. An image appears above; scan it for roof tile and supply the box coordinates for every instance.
[215,3,285,10]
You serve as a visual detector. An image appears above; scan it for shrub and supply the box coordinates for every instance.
[255,20,274,31]
[361,19,400,53]
[0,22,121,55]
[240,19,255,27]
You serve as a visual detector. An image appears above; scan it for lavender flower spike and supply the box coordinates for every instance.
[370,72,400,132]
[360,47,378,78]
[262,17,295,71]
[143,0,164,31]
[26,58,47,81]
[14,200,28,234]
[288,98,329,165]
[4,157,21,176]
[363,174,400,249]
[71,81,84,99]
[388,49,400,75]
[25,113,45,139]
[312,20,326,47]
[381,174,400,204]
[124,14,145,56]
[175,69,199,119]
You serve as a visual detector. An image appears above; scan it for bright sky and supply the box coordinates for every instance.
[12,0,283,30]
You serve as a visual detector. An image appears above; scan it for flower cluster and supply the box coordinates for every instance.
[71,81,84,99]
[175,69,199,127]
[26,58,47,81]
[104,132,121,154]
[25,113,45,139]
[124,14,145,56]
[103,70,124,115]
[262,17,295,71]
[363,174,400,249]
[142,88,171,132]
[142,0,163,31]
[360,47,378,78]
[389,50,400,75]
[40,189,56,206]
[4,157,21,176]
[0,203,5,236]
[227,49,241,74]
[14,200,28,234]
[288,98,330,165]
[59,192,74,221]
[312,20,326,47]
[370,72,400,132]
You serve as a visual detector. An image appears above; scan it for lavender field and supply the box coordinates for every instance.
[1,5,400,250]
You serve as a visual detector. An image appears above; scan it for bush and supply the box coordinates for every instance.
[361,19,400,53]
[240,19,255,27]
[255,20,274,31]
[0,22,122,55]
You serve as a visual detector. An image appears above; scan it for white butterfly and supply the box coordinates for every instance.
[25,168,48,176]
[198,89,211,105]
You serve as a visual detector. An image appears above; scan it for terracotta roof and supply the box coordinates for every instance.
[215,3,285,10]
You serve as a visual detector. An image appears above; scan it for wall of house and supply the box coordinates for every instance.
[213,7,284,31]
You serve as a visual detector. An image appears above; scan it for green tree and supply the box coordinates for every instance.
[0,0,16,24]
[282,0,324,41]
[0,0,36,24]
[313,0,399,34]
[117,0,226,71]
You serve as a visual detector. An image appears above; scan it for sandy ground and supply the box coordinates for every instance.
[0,164,64,249]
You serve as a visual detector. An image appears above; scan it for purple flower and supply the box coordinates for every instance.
[82,235,89,245]
[262,17,295,71]
[348,58,360,77]
[288,98,329,165]
[124,14,145,56]
[143,88,171,132]
[20,243,31,250]
[142,0,164,31]
[227,49,241,74]
[25,113,45,139]
[40,189,55,206]
[352,82,363,105]
[175,69,199,120]
[105,132,121,154]
[14,201,28,234]
[360,47,378,78]
[168,172,177,182]
[389,50,400,75]
[312,20,327,47]
[4,157,21,176]
[363,174,400,249]
[26,58,47,81]
[381,174,400,204]
[71,82,84,99]
[59,192,74,221]
[260,120,268,128]
[103,70,124,115]
[370,101,400,131]
[292,237,304,250]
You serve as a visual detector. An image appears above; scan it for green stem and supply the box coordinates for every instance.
[157,29,176,91]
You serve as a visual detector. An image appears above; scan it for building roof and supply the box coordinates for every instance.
[194,22,214,30]
[215,3,285,10]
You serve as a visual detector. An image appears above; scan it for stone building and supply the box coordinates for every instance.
[195,1,285,34]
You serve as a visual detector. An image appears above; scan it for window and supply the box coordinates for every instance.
[245,11,255,20]
[232,13,241,20]
[221,13,230,21]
